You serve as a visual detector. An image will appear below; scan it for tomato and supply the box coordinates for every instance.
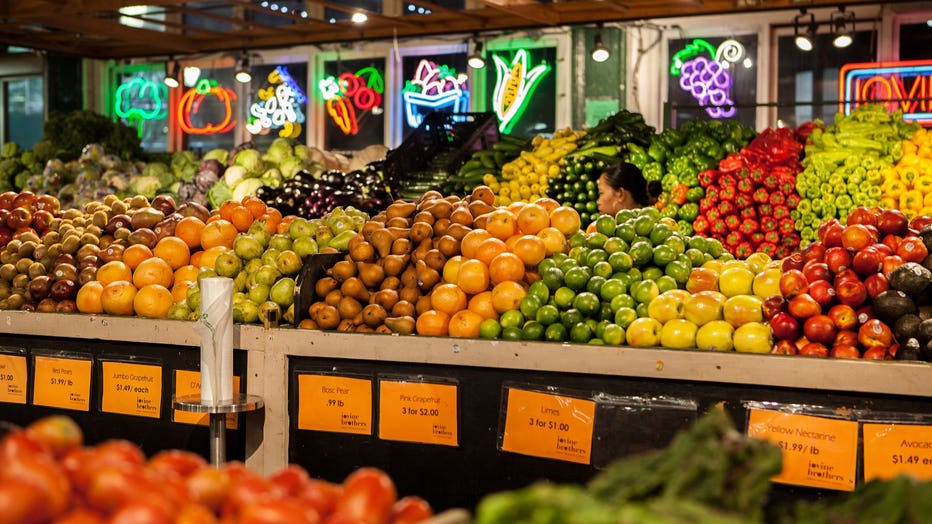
[221,473,282,518]
[269,464,311,497]
[108,500,174,524]
[147,449,208,479]
[25,415,83,458]
[390,496,433,524]
[0,453,71,519]
[175,503,220,524]
[237,499,321,524]
[92,440,146,469]
[186,467,231,512]
[86,467,150,513]
[0,480,48,524]
[51,508,105,524]
[60,447,98,494]
[332,468,397,524]
[300,479,343,519]
[0,429,49,460]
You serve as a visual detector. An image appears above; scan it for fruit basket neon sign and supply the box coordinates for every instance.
[402,59,469,128]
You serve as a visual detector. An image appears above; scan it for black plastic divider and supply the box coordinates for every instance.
[0,334,248,462]
[287,354,932,513]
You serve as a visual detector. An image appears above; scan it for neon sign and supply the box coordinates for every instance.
[177,78,236,135]
[114,77,167,137]
[670,39,746,119]
[318,67,384,135]
[491,49,551,134]
[840,60,932,126]
[402,59,469,128]
[247,66,307,138]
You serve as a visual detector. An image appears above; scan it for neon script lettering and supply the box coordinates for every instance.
[840,60,932,125]
[247,66,307,139]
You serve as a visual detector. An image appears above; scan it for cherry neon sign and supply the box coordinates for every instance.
[177,78,237,135]
[402,59,469,128]
[670,39,746,119]
[840,60,932,126]
[247,66,307,138]
[318,67,384,135]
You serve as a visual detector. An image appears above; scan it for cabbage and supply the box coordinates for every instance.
[293,144,310,163]
[203,148,229,165]
[207,180,232,209]
[171,150,199,182]
[279,157,303,180]
[232,178,264,201]
[2,142,18,159]
[232,148,264,175]
[129,175,162,200]
[264,138,294,165]
[224,165,250,187]
[260,168,282,188]
[143,162,171,183]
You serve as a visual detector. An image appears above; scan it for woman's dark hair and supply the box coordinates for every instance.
[602,162,662,206]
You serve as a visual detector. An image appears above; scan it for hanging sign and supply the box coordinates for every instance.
[114,76,167,137]
[100,361,162,419]
[862,423,932,482]
[177,78,237,135]
[32,355,92,411]
[491,49,551,134]
[839,60,932,126]
[0,353,27,404]
[670,39,746,119]
[402,59,469,128]
[378,379,458,446]
[247,66,307,139]
[297,374,372,435]
[318,67,384,135]
[500,387,595,464]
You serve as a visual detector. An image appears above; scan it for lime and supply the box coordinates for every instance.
[572,292,601,318]
[522,320,545,341]
[499,310,525,329]
[636,302,650,318]
[602,237,627,254]
[588,338,605,345]
[568,246,589,263]
[652,245,676,267]
[684,248,705,267]
[592,260,613,279]
[641,207,660,220]
[554,287,576,309]
[629,241,653,267]
[519,295,543,319]
[706,238,724,257]
[537,258,557,273]
[527,280,550,304]
[595,319,610,339]
[586,249,608,267]
[665,259,691,285]
[665,235,686,255]
[561,308,584,329]
[687,236,707,252]
[627,267,642,283]
[649,224,674,244]
[558,257,579,274]
[608,251,633,273]
[540,266,565,291]
[595,215,616,236]
[603,323,626,345]
[479,319,502,339]
[614,307,638,328]
[614,223,636,243]
[536,304,560,325]
[545,323,567,342]
[564,266,592,291]
[656,275,678,293]
[586,275,606,296]
[610,293,636,312]
[550,252,568,264]
[615,209,636,223]
[586,232,608,249]
[612,272,634,288]
[585,318,600,333]
[600,279,626,302]
[568,232,587,248]
[634,215,654,237]
[502,326,523,341]
[599,303,614,321]
[569,322,593,344]
[631,279,660,304]
[642,267,663,282]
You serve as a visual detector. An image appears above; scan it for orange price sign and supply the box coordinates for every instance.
[501,388,595,465]
[32,355,92,411]
[173,370,241,429]
[747,408,858,491]
[100,361,162,418]
[378,380,458,446]
[0,353,27,404]
[297,374,372,435]
[863,423,932,482]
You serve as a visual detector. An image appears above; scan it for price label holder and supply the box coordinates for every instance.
[499,384,596,465]
[296,372,373,435]
[378,375,458,447]
[99,358,163,419]
[0,346,27,405]
[31,350,93,411]
[745,402,858,491]
[590,394,697,469]
[173,369,242,429]
[860,413,932,482]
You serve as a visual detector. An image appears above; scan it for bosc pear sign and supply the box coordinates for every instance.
[839,59,932,126]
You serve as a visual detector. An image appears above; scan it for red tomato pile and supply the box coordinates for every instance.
[0,415,434,524]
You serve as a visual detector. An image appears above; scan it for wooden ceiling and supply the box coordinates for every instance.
[0,0,909,59]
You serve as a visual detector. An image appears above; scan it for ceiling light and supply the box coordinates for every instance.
[794,8,815,52]
[183,66,201,87]
[351,11,368,23]
[468,38,485,69]
[235,52,251,83]
[591,25,610,63]
[831,6,855,48]
[743,57,753,68]
[163,59,179,88]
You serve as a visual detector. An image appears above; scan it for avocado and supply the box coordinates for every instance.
[917,318,932,346]
[920,224,932,253]
[894,314,921,342]
[895,337,922,361]
[922,254,932,275]
[888,262,931,296]
[923,339,932,362]
[919,305,932,321]
[873,290,917,325]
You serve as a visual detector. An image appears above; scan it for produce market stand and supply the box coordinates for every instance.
[2,311,932,510]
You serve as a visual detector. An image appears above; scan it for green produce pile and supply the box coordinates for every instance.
[794,104,919,244]
[475,407,781,524]
[547,111,654,226]
[43,110,144,161]
[784,475,932,524]
[441,134,532,195]
[0,141,55,194]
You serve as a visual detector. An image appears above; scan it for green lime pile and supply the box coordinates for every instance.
[483,207,731,345]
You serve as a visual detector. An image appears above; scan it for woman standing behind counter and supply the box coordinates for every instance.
[596,162,662,215]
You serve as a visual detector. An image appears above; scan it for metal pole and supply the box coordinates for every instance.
[209,413,226,466]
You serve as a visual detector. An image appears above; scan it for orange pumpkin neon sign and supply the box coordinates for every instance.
[177,79,237,135]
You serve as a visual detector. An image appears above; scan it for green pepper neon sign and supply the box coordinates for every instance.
[114,76,168,137]
[491,49,551,134]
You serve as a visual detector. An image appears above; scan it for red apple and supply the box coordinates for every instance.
[865,273,889,298]
[858,319,893,349]
[779,269,809,298]
[804,314,837,344]
[842,224,877,251]
[799,342,829,357]
[11,191,36,210]
[795,335,810,349]
[910,215,932,230]
[0,191,15,210]
[881,234,902,253]
[877,209,909,236]
[882,255,905,275]
[896,237,928,263]
[827,304,858,330]
[836,278,868,308]
[847,207,879,227]
[862,346,887,360]
[833,268,860,285]
[856,305,875,325]
[802,241,826,263]
[824,247,852,274]
[830,344,861,359]
[30,210,53,232]
[772,340,798,355]
[761,295,786,320]
[770,312,800,340]
[873,242,893,256]
[803,261,832,284]
[34,194,60,214]
[808,279,837,307]
[834,329,858,346]
[819,219,845,247]
[782,253,805,272]
[852,247,883,276]
[6,207,31,230]
[788,293,821,318]
[0,226,11,246]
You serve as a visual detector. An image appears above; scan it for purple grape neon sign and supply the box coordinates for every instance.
[670,39,746,119]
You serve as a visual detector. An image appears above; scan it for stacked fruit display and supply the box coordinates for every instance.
[442,134,532,195]
[772,206,932,360]
[880,127,932,219]
[0,415,434,524]
[490,127,583,207]
[692,127,804,259]
[795,105,919,244]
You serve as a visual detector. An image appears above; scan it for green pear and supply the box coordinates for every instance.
[233,300,260,323]
[167,302,192,320]
[245,258,263,275]
[269,277,296,308]
[261,249,281,268]
[214,252,243,278]
[293,236,319,258]
[233,234,264,260]
[269,234,293,252]
[247,282,270,304]
[254,264,281,286]
[288,218,313,240]
[247,221,272,248]
[276,250,303,276]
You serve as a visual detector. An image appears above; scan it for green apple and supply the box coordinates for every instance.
[696,320,735,351]
[752,267,782,299]
[293,236,319,258]
[288,217,314,240]
[626,317,662,347]
[269,277,296,307]
[660,319,698,349]
[254,264,281,286]
[269,234,293,252]
[213,252,243,278]
[718,266,755,297]
[734,322,773,353]
[723,294,763,327]
[684,290,726,326]
[275,250,303,276]
[233,234,263,260]
[647,290,687,324]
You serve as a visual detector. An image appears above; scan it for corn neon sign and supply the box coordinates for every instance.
[247,66,307,138]
[402,59,469,128]
[491,49,550,134]
[840,60,932,125]
[318,66,384,135]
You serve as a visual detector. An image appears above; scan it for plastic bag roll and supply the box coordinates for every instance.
[195,277,234,405]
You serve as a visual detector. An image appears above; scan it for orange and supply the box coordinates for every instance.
[548,206,582,236]
[175,217,206,250]
[195,246,230,270]
[277,215,296,235]
[507,201,526,215]
[511,235,547,266]
[200,219,237,250]
[537,227,567,255]
[122,244,153,271]
[263,208,283,234]
[473,237,507,267]
[230,206,254,233]
[100,281,137,316]
[456,259,490,295]
[415,310,450,337]
[97,261,133,286]
[504,234,521,252]
[172,281,194,304]
[190,251,203,268]
[535,197,560,213]
[75,281,104,314]
[133,257,174,289]
[153,236,191,270]
[484,209,517,240]
[460,229,492,259]
[442,255,464,284]
[516,203,549,235]
[448,310,484,338]
[174,264,200,286]
[430,283,468,315]
[489,252,525,286]
[242,196,267,219]
[219,201,241,222]
[467,291,498,320]
[491,281,527,314]
[133,284,173,319]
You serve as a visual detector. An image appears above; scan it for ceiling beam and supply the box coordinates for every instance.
[0,31,99,56]
[26,14,197,52]
[0,0,191,18]
[472,0,560,25]
[302,0,423,28]
[224,0,331,27]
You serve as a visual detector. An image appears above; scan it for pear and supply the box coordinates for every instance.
[384,315,415,335]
